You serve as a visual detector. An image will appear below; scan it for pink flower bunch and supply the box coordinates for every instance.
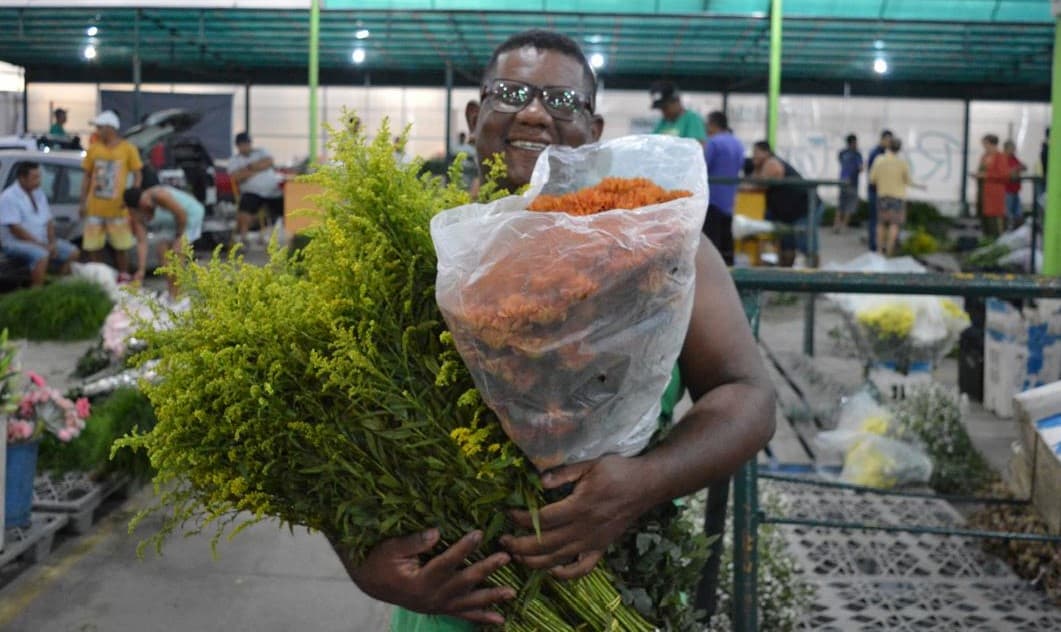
[6,371,91,445]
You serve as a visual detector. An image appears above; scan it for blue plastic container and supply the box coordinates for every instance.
[5,440,39,529]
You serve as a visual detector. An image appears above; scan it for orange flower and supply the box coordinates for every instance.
[528,177,692,215]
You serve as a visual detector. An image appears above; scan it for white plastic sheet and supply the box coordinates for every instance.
[431,135,708,469]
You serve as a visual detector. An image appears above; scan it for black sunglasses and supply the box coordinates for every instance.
[481,79,594,121]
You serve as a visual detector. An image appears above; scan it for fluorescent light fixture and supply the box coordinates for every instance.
[87,25,98,37]
[585,34,604,44]
[873,57,888,74]
[589,53,605,69]
[874,39,885,50]
[355,28,370,40]
[352,48,366,64]
[83,44,97,60]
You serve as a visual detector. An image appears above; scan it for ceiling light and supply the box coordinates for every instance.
[585,34,604,44]
[589,53,605,69]
[83,44,97,60]
[873,57,888,74]
[87,26,98,37]
[355,28,370,40]
[874,39,885,50]
[352,48,366,64]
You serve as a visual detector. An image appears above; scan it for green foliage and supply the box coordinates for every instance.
[900,229,940,256]
[0,280,112,341]
[893,384,996,495]
[704,489,817,632]
[74,340,113,377]
[38,387,157,480]
[0,328,18,415]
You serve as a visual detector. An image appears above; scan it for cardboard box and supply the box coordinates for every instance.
[983,299,1061,418]
[1013,382,1061,533]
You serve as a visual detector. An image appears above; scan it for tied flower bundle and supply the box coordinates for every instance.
[7,370,91,444]
[119,121,709,630]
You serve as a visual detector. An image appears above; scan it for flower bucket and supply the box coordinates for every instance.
[5,440,39,529]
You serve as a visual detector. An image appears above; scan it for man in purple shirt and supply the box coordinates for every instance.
[704,111,745,265]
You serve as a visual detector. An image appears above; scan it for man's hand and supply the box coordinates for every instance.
[132,269,145,283]
[501,455,650,580]
[335,529,515,626]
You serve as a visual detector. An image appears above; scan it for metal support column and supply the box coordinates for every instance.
[308,0,320,165]
[960,99,971,217]
[444,61,454,159]
[732,460,760,632]
[133,9,142,124]
[767,0,782,148]
[20,68,28,135]
[244,81,251,134]
[1045,3,1061,274]
[722,91,729,117]
[804,189,819,356]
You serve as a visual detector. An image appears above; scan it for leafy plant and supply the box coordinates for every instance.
[0,280,113,341]
[74,340,113,377]
[38,387,156,481]
[892,384,996,495]
[900,229,940,256]
[695,488,816,632]
[970,482,1061,605]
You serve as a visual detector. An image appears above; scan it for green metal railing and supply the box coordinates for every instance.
[728,268,1061,632]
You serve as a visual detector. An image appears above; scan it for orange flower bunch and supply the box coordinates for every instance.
[528,177,692,215]
[441,178,694,468]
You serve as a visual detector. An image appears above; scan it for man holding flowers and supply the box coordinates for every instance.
[335,30,776,630]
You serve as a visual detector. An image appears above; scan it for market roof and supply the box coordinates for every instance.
[0,1,1053,99]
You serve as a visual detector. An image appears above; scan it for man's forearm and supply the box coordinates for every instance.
[636,379,775,507]
[133,170,143,189]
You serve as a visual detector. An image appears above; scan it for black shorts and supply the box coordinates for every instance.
[238,193,284,221]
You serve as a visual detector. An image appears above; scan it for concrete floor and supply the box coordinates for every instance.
[0,225,1041,631]
[0,487,392,632]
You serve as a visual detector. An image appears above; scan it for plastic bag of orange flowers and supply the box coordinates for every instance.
[431,135,708,470]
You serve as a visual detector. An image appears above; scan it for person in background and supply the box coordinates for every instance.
[868,139,911,257]
[49,109,67,136]
[650,81,706,145]
[334,29,775,632]
[229,132,284,247]
[1003,139,1027,230]
[454,131,479,192]
[866,130,893,252]
[0,162,79,287]
[751,141,810,268]
[124,184,204,299]
[704,111,744,265]
[79,110,142,280]
[836,134,863,233]
[1036,127,1049,207]
[975,134,1008,237]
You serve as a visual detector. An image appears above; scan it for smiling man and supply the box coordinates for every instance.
[331,30,775,632]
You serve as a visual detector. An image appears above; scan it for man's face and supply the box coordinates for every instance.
[660,99,682,121]
[56,111,66,124]
[237,141,252,156]
[97,125,117,143]
[879,135,892,148]
[466,47,603,190]
[752,147,770,168]
[18,168,41,192]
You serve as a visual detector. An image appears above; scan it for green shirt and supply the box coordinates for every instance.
[48,123,66,136]
[652,110,706,143]
[391,366,685,632]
